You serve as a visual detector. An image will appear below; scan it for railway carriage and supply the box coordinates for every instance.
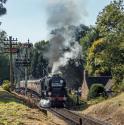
[20,80,42,95]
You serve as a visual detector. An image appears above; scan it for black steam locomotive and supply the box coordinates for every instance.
[41,74,67,107]
[19,74,67,107]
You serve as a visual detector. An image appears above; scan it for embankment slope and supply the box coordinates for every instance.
[82,93,124,125]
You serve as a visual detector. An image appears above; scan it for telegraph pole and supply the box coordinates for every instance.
[24,39,31,96]
[4,36,17,91]
[25,40,28,96]
[25,66,28,96]
[15,39,32,95]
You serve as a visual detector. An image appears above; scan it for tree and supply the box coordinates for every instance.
[96,0,124,37]
[31,41,49,78]
[86,38,110,75]
[74,24,89,42]
[0,0,8,80]
[0,55,9,80]
[80,27,100,62]
[0,0,7,17]
[0,31,8,80]
[106,34,124,82]
[0,0,7,45]
[86,0,124,83]
[31,50,39,78]
[0,31,6,52]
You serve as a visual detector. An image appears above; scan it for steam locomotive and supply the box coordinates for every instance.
[19,74,67,107]
[43,74,67,107]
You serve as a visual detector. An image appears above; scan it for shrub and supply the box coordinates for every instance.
[112,82,124,93]
[119,82,124,91]
[88,84,106,99]
[2,80,10,92]
[88,96,106,105]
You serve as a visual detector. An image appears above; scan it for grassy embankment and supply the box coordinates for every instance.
[0,87,53,125]
[81,92,124,125]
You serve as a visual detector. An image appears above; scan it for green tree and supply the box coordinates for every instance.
[96,0,124,36]
[0,0,9,80]
[80,27,100,64]
[31,50,39,78]
[0,55,9,80]
[0,0,7,45]
[106,34,124,82]
[0,0,7,17]
[31,41,49,78]
[86,0,124,82]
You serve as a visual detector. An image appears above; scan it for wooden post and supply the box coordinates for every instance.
[79,118,82,125]
[4,36,18,91]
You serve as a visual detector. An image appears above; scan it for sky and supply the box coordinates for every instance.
[0,0,111,43]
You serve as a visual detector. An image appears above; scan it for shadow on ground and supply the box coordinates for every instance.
[0,87,23,104]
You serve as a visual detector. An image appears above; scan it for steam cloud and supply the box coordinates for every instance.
[45,0,86,74]
[47,0,81,28]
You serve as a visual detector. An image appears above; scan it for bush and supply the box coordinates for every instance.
[2,80,10,92]
[119,82,124,91]
[88,84,106,99]
[67,93,77,106]
[66,93,86,107]
[112,82,124,93]
[88,96,106,105]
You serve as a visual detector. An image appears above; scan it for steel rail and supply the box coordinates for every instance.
[48,108,79,125]
[48,108,111,125]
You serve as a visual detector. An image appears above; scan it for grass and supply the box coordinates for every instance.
[87,96,106,105]
[0,87,53,125]
[0,87,7,95]
[82,92,124,125]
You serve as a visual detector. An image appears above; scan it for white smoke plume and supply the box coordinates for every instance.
[45,0,87,74]
[52,42,82,73]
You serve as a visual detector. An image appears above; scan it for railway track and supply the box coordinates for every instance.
[48,108,80,125]
[47,108,110,125]
[15,90,111,125]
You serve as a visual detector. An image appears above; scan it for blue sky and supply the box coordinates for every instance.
[0,0,111,43]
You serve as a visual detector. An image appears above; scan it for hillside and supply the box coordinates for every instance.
[81,93,124,125]
[0,87,54,125]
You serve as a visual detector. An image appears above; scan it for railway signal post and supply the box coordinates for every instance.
[4,36,18,91]
[15,41,32,96]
